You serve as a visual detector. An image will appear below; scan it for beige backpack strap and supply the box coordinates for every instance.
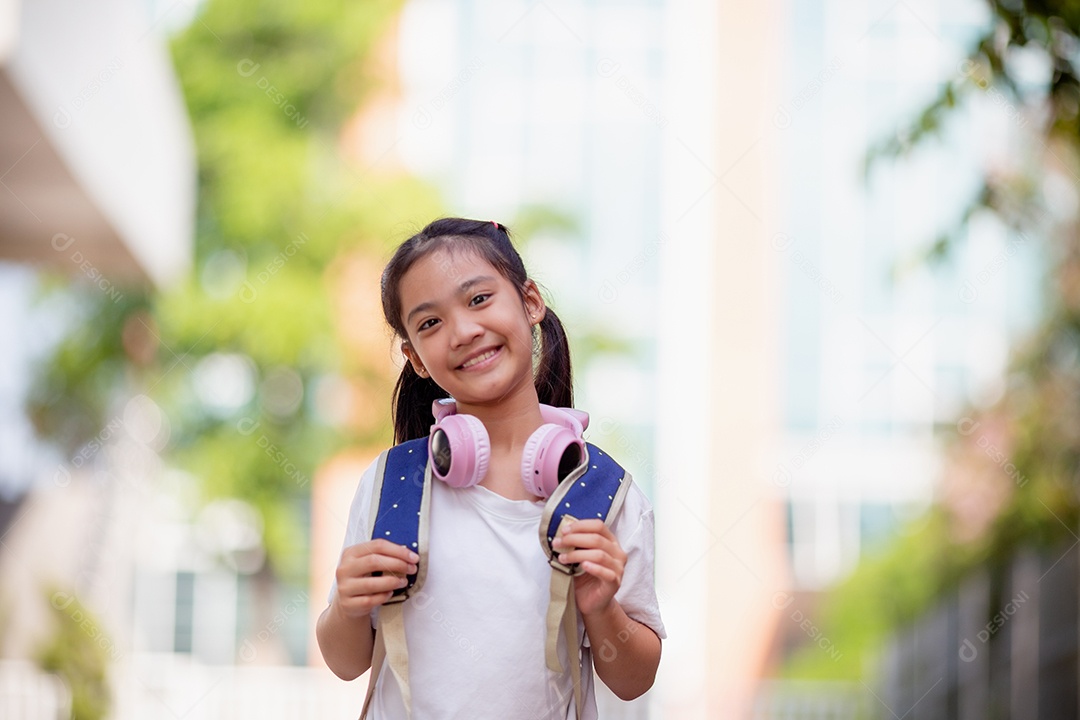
[359,622,385,720]
[383,603,412,715]
[539,444,633,719]
[359,604,411,719]
[544,567,584,718]
[545,513,584,718]
[544,569,572,672]
[565,584,584,718]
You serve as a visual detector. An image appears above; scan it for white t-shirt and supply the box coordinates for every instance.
[329,454,666,720]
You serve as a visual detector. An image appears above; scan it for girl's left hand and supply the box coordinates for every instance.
[552,519,626,618]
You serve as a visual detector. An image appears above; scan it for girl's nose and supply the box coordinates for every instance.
[449,314,484,348]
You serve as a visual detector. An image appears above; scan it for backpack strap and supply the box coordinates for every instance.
[539,443,632,719]
[540,443,632,571]
[368,437,431,600]
[360,438,431,720]
[359,439,630,720]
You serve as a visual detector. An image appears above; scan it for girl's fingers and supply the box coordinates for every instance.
[557,520,614,543]
[339,554,417,582]
[579,560,619,584]
[558,548,623,575]
[337,575,409,612]
[554,525,625,558]
[341,573,410,593]
[555,534,626,564]
[333,541,418,619]
[369,539,421,564]
[342,540,420,566]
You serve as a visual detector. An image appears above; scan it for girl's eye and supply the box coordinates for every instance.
[470,293,491,306]
[418,318,439,332]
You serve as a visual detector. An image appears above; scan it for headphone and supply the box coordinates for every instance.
[427,399,588,498]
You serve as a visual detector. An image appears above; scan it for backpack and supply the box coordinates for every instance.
[359,436,632,719]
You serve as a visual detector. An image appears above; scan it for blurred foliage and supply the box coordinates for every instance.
[24,0,595,587]
[38,590,112,720]
[787,0,1080,680]
[510,204,581,240]
[27,0,445,582]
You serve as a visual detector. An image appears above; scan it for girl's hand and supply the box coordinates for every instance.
[552,520,626,618]
[333,539,419,620]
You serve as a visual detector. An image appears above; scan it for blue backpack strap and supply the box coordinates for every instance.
[539,442,632,575]
[367,437,431,602]
[539,442,631,718]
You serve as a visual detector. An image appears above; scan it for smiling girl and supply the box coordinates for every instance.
[316,218,665,719]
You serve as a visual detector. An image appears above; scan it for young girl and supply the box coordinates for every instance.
[317,218,665,719]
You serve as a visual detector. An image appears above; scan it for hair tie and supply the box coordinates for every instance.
[491,220,499,229]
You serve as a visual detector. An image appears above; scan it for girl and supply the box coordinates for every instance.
[317,218,665,719]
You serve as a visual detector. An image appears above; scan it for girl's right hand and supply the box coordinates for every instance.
[333,539,420,620]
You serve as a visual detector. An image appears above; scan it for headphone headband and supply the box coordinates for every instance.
[431,399,587,436]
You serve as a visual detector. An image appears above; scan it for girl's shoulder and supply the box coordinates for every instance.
[587,444,654,514]
[602,461,656,546]
[616,479,655,526]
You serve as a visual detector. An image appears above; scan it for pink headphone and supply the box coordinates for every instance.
[427,399,588,498]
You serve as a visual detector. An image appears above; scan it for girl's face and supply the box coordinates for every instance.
[398,247,545,407]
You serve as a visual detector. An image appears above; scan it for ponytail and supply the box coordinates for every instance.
[392,362,449,444]
[534,308,573,409]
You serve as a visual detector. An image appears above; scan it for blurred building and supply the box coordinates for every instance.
[314,0,679,714]
[370,1,1046,719]
[238,2,1065,720]
[324,0,791,717]
[0,0,193,283]
[760,0,1045,716]
[0,0,193,715]
[772,0,1033,592]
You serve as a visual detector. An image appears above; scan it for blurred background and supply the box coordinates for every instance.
[0,0,1077,718]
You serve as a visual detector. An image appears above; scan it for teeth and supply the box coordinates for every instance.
[461,349,497,369]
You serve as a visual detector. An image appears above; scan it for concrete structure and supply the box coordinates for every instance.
[0,0,194,284]
[0,1,194,716]
[656,2,789,717]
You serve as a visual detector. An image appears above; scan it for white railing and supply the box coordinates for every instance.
[112,654,364,720]
[0,660,71,720]
[111,653,657,719]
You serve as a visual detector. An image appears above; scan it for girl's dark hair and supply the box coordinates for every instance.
[381,218,573,443]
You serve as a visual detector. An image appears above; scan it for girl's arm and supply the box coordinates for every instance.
[581,599,662,700]
[316,539,419,680]
[553,520,662,700]
[316,598,376,680]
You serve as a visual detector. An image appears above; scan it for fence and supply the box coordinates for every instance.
[880,541,1079,720]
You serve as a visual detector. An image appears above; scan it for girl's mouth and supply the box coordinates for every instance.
[458,346,501,370]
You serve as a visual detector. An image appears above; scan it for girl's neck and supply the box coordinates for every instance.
[455,387,545,451]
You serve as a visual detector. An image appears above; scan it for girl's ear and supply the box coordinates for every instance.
[522,279,547,327]
[401,341,428,377]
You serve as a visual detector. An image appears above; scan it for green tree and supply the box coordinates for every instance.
[38,590,114,720]
[28,0,442,584]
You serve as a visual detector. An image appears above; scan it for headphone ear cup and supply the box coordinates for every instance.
[429,413,490,488]
[521,424,585,498]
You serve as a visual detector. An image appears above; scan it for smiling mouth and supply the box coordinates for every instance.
[458,347,501,370]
